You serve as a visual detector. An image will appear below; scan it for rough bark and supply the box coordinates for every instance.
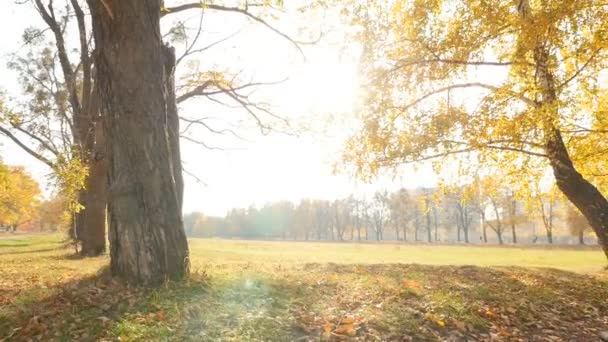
[163,44,183,213]
[79,100,108,256]
[547,130,608,259]
[79,148,107,256]
[87,0,190,285]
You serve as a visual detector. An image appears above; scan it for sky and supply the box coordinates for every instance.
[0,1,438,216]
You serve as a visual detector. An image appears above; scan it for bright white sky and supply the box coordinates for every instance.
[0,1,438,216]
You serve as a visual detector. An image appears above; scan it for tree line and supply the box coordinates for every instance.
[185,180,594,245]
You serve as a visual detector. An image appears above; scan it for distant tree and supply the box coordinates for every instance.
[312,200,331,240]
[566,205,592,245]
[184,212,206,237]
[476,177,508,245]
[444,185,476,243]
[503,191,527,244]
[0,164,41,231]
[533,185,561,244]
[331,199,352,241]
[389,189,411,241]
[419,188,435,243]
[294,200,313,240]
[38,196,70,232]
[371,191,390,241]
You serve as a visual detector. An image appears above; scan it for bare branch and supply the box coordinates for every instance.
[0,125,55,168]
[11,124,60,157]
[180,117,247,140]
[33,0,81,116]
[176,28,243,66]
[180,134,225,150]
[182,165,208,186]
[162,3,311,58]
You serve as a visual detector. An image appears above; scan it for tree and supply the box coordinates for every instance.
[331,199,352,241]
[533,185,561,244]
[0,163,41,230]
[5,0,311,257]
[418,188,435,243]
[371,191,389,241]
[475,177,510,245]
[343,0,608,259]
[38,196,70,232]
[444,185,476,243]
[1,0,106,256]
[294,200,313,240]
[389,189,410,241]
[83,0,315,283]
[312,200,331,240]
[85,0,189,284]
[566,204,592,245]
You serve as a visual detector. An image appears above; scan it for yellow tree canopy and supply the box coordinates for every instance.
[343,0,608,192]
[0,161,41,226]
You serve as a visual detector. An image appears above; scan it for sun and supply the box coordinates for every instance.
[278,48,360,118]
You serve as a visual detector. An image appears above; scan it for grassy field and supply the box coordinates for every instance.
[1,235,607,341]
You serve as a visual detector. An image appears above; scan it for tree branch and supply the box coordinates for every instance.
[0,125,55,168]
[392,83,537,113]
[162,2,310,58]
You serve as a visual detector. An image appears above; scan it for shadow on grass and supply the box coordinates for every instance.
[2,262,607,341]
[0,266,212,341]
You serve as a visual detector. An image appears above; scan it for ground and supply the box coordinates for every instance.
[0,235,607,341]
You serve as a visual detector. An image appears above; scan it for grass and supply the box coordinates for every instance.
[188,238,606,272]
[1,235,607,341]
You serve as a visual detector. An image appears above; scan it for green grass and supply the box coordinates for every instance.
[1,235,607,341]
[187,238,606,272]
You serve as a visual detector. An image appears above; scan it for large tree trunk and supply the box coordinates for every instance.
[78,154,107,256]
[547,130,608,259]
[163,45,184,213]
[79,113,108,257]
[88,0,190,285]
